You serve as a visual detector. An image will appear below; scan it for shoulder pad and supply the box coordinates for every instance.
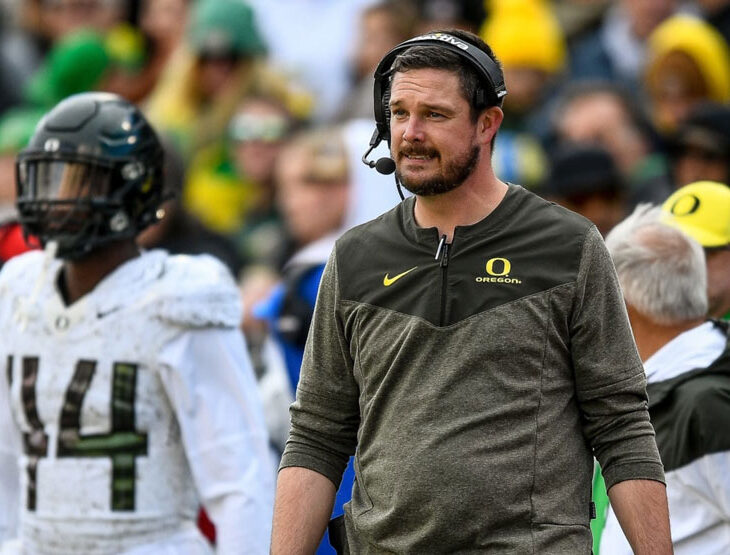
[150,253,242,329]
[0,250,48,288]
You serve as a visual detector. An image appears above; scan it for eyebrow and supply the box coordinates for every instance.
[389,99,456,114]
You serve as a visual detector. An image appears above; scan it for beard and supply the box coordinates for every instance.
[395,142,481,197]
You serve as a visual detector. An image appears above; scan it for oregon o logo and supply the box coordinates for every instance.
[670,194,700,217]
[486,257,511,276]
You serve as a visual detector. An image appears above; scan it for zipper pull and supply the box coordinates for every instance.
[434,234,446,260]
[440,241,450,267]
[434,234,450,267]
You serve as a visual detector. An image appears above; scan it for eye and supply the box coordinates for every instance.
[391,108,407,119]
[428,111,444,119]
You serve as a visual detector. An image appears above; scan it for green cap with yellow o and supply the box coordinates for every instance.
[661,181,730,247]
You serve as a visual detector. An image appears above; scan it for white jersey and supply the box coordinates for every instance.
[0,249,274,554]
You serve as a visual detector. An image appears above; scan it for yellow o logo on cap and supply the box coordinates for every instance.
[670,194,701,217]
[486,257,511,276]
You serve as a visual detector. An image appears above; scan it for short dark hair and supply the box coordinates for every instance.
[389,28,503,123]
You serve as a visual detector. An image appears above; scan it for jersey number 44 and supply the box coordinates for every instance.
[6,356,148,512]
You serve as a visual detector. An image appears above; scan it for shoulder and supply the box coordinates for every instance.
[336,200,405,252]
[0,250,57,311]
[145,251,242,329]
[509,185,594,238]
[502,186,598,282]
[0,249,47,285]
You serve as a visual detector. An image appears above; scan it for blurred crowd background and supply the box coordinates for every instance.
[0,0,728,551]
[0,0,728,278]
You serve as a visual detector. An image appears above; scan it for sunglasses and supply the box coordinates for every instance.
[229,114,289,143]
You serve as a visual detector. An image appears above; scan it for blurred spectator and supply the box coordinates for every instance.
[137,141,244,279]
[248,120,401,553]
[541,144,627,236]
[24,29,110,109]
[662,181,730,320]
[696,0,730,44]
[246,0,375,121]
[414,0,486,34]
[644,14,730,135]
[551,80,673,205]
[334,0,418,122]
[491,130,547,190]
[481,0,566,132]
[228,96,295,268]
[670,102,730,188]
[603,204,730,555]
[0,5,37,115]
[145,0,307,159]
[570,0,678,90]
[552,0,611,38]
[139,0,188,56]
[251,126,353,555]
[183,95,295,267]
[0,30,112,184]
[35,0,125,43]
[478,0,559,188]
[103,0,190,103]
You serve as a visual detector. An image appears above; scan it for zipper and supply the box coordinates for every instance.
[435,234,450,326]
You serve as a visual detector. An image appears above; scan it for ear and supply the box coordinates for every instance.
[477,106,504,146]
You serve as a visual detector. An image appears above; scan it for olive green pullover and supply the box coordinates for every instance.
[281,185,664,553]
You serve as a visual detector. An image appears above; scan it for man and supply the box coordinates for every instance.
[271,30,670,554]
[0,93,274,554]
[662,181,730,320]
[551,80,672,206]
[670,103,730,189]
[542,144,627,237]
[602,205,730,553]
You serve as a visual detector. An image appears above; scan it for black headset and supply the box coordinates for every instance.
[362,32,508,180]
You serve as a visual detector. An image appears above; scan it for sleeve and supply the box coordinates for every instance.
[157,327,275,555]
[0,356,21,544]
[279,246,361,488]
[570,226,665,490]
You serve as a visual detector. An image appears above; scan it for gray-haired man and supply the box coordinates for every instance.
[602,205,730,554]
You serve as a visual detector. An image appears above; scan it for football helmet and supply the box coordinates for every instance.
[16,92,164,259]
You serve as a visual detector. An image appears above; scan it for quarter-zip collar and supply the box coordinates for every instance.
[399,184,525,251]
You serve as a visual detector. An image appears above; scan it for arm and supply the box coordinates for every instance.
[571,227,665,486]
[158,327,275,555]
[608,479,672,555]
[271,467,336,555]
[274,248,360,549]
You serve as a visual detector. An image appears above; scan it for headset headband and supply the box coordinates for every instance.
[372,32,507,140]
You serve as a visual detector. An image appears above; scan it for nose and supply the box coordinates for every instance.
[400,116,424,144]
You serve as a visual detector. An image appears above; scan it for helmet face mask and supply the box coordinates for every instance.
[16,93,164,259]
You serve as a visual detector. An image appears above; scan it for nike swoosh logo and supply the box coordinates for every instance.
[97,306,122,319]
[383,266,418,286]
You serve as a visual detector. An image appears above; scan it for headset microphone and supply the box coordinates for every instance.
[361,129,396,175]
[374,157,395,175]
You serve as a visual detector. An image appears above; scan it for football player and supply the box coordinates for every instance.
[0,92,274,554]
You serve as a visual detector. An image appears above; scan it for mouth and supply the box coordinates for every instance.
[400,149,438,163]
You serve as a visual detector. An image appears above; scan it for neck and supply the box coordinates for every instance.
[413,170,508,242]
[62,241,140,305]
[627,304,705,362]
